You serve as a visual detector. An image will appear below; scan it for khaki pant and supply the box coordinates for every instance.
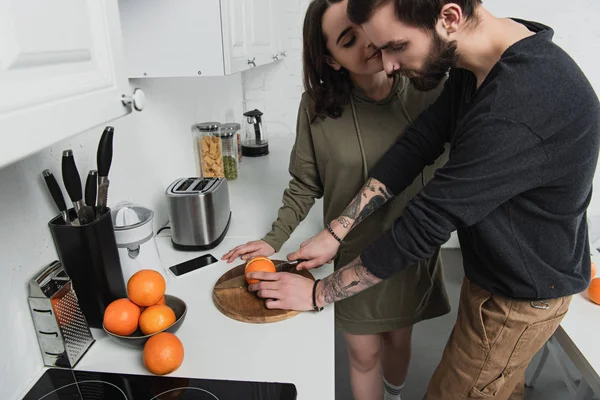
[425,278,572,400]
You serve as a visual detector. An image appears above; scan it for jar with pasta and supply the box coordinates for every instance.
[192,122,224,178]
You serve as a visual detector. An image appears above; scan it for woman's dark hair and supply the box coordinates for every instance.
[302,0,353,120]
[347,0,483,29]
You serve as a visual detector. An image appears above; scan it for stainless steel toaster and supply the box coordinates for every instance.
[166,177,231,250]
[28,261,95,368]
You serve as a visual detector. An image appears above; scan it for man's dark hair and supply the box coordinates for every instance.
[348,0,483,29]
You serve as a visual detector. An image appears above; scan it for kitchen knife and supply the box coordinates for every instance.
[97,126,114,212]
[85,170,98,207]
[42,169,70,225]
[214,260,306,290]
[61,150,95,225]
[214,274,247,290]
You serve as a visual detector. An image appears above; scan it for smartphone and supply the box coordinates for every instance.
[169,254,218,276]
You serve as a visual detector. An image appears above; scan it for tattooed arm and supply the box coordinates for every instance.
[246,255,381,311]
[287,177,395,270]
[315,256,382,307]
[333,177,395,240]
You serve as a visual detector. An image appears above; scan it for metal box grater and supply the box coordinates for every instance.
[28,260,95,368]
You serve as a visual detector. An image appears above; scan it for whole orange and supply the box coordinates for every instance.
[128,270,166,307]
[143,332,184,375]
[139,304,176,335]
[103,298,141,336]
[589,278,600,305]
[245,256,276,284]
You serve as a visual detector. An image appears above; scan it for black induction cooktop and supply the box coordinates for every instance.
[23,368,297,400]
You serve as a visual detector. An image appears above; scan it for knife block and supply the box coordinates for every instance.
[49,208,127,328]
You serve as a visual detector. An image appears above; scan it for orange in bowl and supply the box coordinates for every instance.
[245,256,276,284]
[139,304,177,335]
[103,298,141,336]
[128,270,166,307]
[589,278,600,305]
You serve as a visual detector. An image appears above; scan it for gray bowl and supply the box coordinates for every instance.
[103,294,187,348]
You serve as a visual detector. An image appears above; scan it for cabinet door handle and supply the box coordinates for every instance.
[121,88,146,112]
[248,57,256,67]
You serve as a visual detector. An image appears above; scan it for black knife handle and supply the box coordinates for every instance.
[85,170,98,206]
[42,169,67,212]
[97,126,114,177]
[61,149,83,202]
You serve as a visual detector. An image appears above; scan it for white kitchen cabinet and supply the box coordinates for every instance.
[246,0,276,65]
[221,0,251,74]
[0,0,133,168]
[119,0,287,78]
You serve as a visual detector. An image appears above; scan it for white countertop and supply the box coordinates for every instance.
[66,138,334,399]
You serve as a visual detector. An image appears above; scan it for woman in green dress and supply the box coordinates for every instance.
[223,1,450,399]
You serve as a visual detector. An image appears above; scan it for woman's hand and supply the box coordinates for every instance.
[221,240,275,263]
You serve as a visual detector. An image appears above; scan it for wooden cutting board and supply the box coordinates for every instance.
[213,260,314,323]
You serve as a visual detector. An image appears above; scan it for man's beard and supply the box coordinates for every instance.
[400,33,458,92]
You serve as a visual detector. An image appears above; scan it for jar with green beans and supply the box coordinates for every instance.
[215,129,239,180]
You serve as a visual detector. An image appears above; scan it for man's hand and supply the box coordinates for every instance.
[247,272,316,311]
[247,256,384,311]
[287,229,341,271]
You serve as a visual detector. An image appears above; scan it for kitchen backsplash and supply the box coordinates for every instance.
[0,75,243,399]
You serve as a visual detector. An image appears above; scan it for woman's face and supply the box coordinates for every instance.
[321,0,383,76]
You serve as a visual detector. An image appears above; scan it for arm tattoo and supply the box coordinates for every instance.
[338,178,394,231]
[354,195,386,226]
[320,257,381,304]
[378,185,394,200]
[337,217,351,228]
[340,192,362,220]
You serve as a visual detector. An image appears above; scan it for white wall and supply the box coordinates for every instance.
[0,75,243,399]
[243,0,600,230]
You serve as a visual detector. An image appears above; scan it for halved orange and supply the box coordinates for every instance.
[245,256,276,284]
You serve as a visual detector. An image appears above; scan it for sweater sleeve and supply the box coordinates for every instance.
[361,116,546,279]
[262,96,324,251]
[369,70,459,195]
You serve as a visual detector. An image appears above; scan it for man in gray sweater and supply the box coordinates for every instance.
[247,1,600,399]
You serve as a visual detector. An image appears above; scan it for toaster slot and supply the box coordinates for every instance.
[175,178,197,192]
[192,178,213,192]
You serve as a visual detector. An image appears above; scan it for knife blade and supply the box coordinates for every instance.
[214,260,307,290]
[42,169,70,225]
[97,126,114,213]
[61,150,95,225]
[85,170,98,208]
[214,274,247,290]
[275,259,306,272]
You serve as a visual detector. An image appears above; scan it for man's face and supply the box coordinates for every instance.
[361,2,457,91]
